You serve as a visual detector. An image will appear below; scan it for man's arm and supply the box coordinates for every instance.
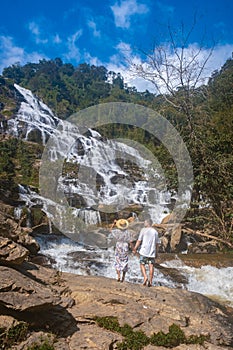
[155,243,159,258]
[133,239,141,253]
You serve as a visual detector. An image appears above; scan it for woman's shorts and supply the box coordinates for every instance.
[139,255,155,266]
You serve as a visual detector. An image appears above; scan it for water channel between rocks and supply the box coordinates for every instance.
[35,234,233,308]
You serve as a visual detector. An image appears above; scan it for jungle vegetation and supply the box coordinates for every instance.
[0,55,232,244]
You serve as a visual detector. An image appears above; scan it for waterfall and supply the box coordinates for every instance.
[8,84,232,309]
[9,84,173,238]
[39,124,171,235]
[7,84,59,145]
[14,206,22,220]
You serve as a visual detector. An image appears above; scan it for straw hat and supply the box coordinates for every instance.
[115,219,129,230]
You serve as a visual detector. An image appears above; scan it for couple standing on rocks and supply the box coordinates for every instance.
[110,217,160,286]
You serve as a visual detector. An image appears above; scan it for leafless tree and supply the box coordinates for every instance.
[129,19,214,134]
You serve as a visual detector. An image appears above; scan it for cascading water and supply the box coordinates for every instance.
[5,84,233,309]
[8,84,172,231]
[8,84,59,144]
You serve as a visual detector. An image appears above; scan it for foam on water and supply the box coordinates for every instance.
[161,259,233,307]
[36,235,177,287]
[37,234,233,307]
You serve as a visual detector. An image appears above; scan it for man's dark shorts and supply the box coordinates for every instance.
[139,255,156,266]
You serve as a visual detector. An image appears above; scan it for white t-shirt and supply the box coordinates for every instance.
[138,227,160,258]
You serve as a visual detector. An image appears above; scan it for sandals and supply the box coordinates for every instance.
[142,279,152,287]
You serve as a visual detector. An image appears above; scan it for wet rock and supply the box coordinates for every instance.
[68,250,102,261]
[17,233,40,256]
[30,253,56,267]
[154,262,188,285]
[188,240,218,254]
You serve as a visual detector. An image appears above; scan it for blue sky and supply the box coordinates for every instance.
[1,0,233,90]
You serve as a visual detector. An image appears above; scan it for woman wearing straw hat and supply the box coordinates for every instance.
[110,219,134,282]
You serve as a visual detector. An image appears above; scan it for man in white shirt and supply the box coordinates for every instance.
[133,218,160,287]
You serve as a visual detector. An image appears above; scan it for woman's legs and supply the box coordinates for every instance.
[116,269,121,281]
[121,271,126,282]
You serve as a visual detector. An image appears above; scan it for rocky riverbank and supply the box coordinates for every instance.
[1,239,233,349]
[1,195,233,349]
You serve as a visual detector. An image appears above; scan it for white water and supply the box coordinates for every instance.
[8,84,59,144]
[36,234,233,308]
[36,234,178,288]
[11,84,174,232]
[161,259,233,307]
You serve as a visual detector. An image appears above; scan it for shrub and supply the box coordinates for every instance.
[0,321,28,349]
[94,316,210,349]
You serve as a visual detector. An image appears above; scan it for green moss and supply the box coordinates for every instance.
[94,316,210,349]
[31,207,46,226]
[150,323,186,347]
[0,319,55,350]
[26,338,55,350]
[0,321,28,349]
[186,333,210,345]
[118,329,150,350]
[94,316,121,333]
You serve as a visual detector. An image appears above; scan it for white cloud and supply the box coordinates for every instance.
[28,20,63,46]
[205,44,233,75]
[53,34,62,44]
[0,36,46,73]
[105,42,233,92]
[64,30,83,61]
[87,20,101,38]
[116,41,132,56]
[83,51,103,66]
[28,21,48,44]
[111,0,149,29]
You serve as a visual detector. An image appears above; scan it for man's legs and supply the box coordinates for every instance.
[140,263,148,285]
[148,263,154,286]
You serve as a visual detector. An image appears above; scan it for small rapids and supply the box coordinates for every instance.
[36,234,233,308]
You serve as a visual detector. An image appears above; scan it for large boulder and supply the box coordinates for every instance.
[0,201,40,256]
[0,265,60,312]
[0,261,233,349]
[17,233,40,256]
[64,274,233,349]
[0,237,28,265]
